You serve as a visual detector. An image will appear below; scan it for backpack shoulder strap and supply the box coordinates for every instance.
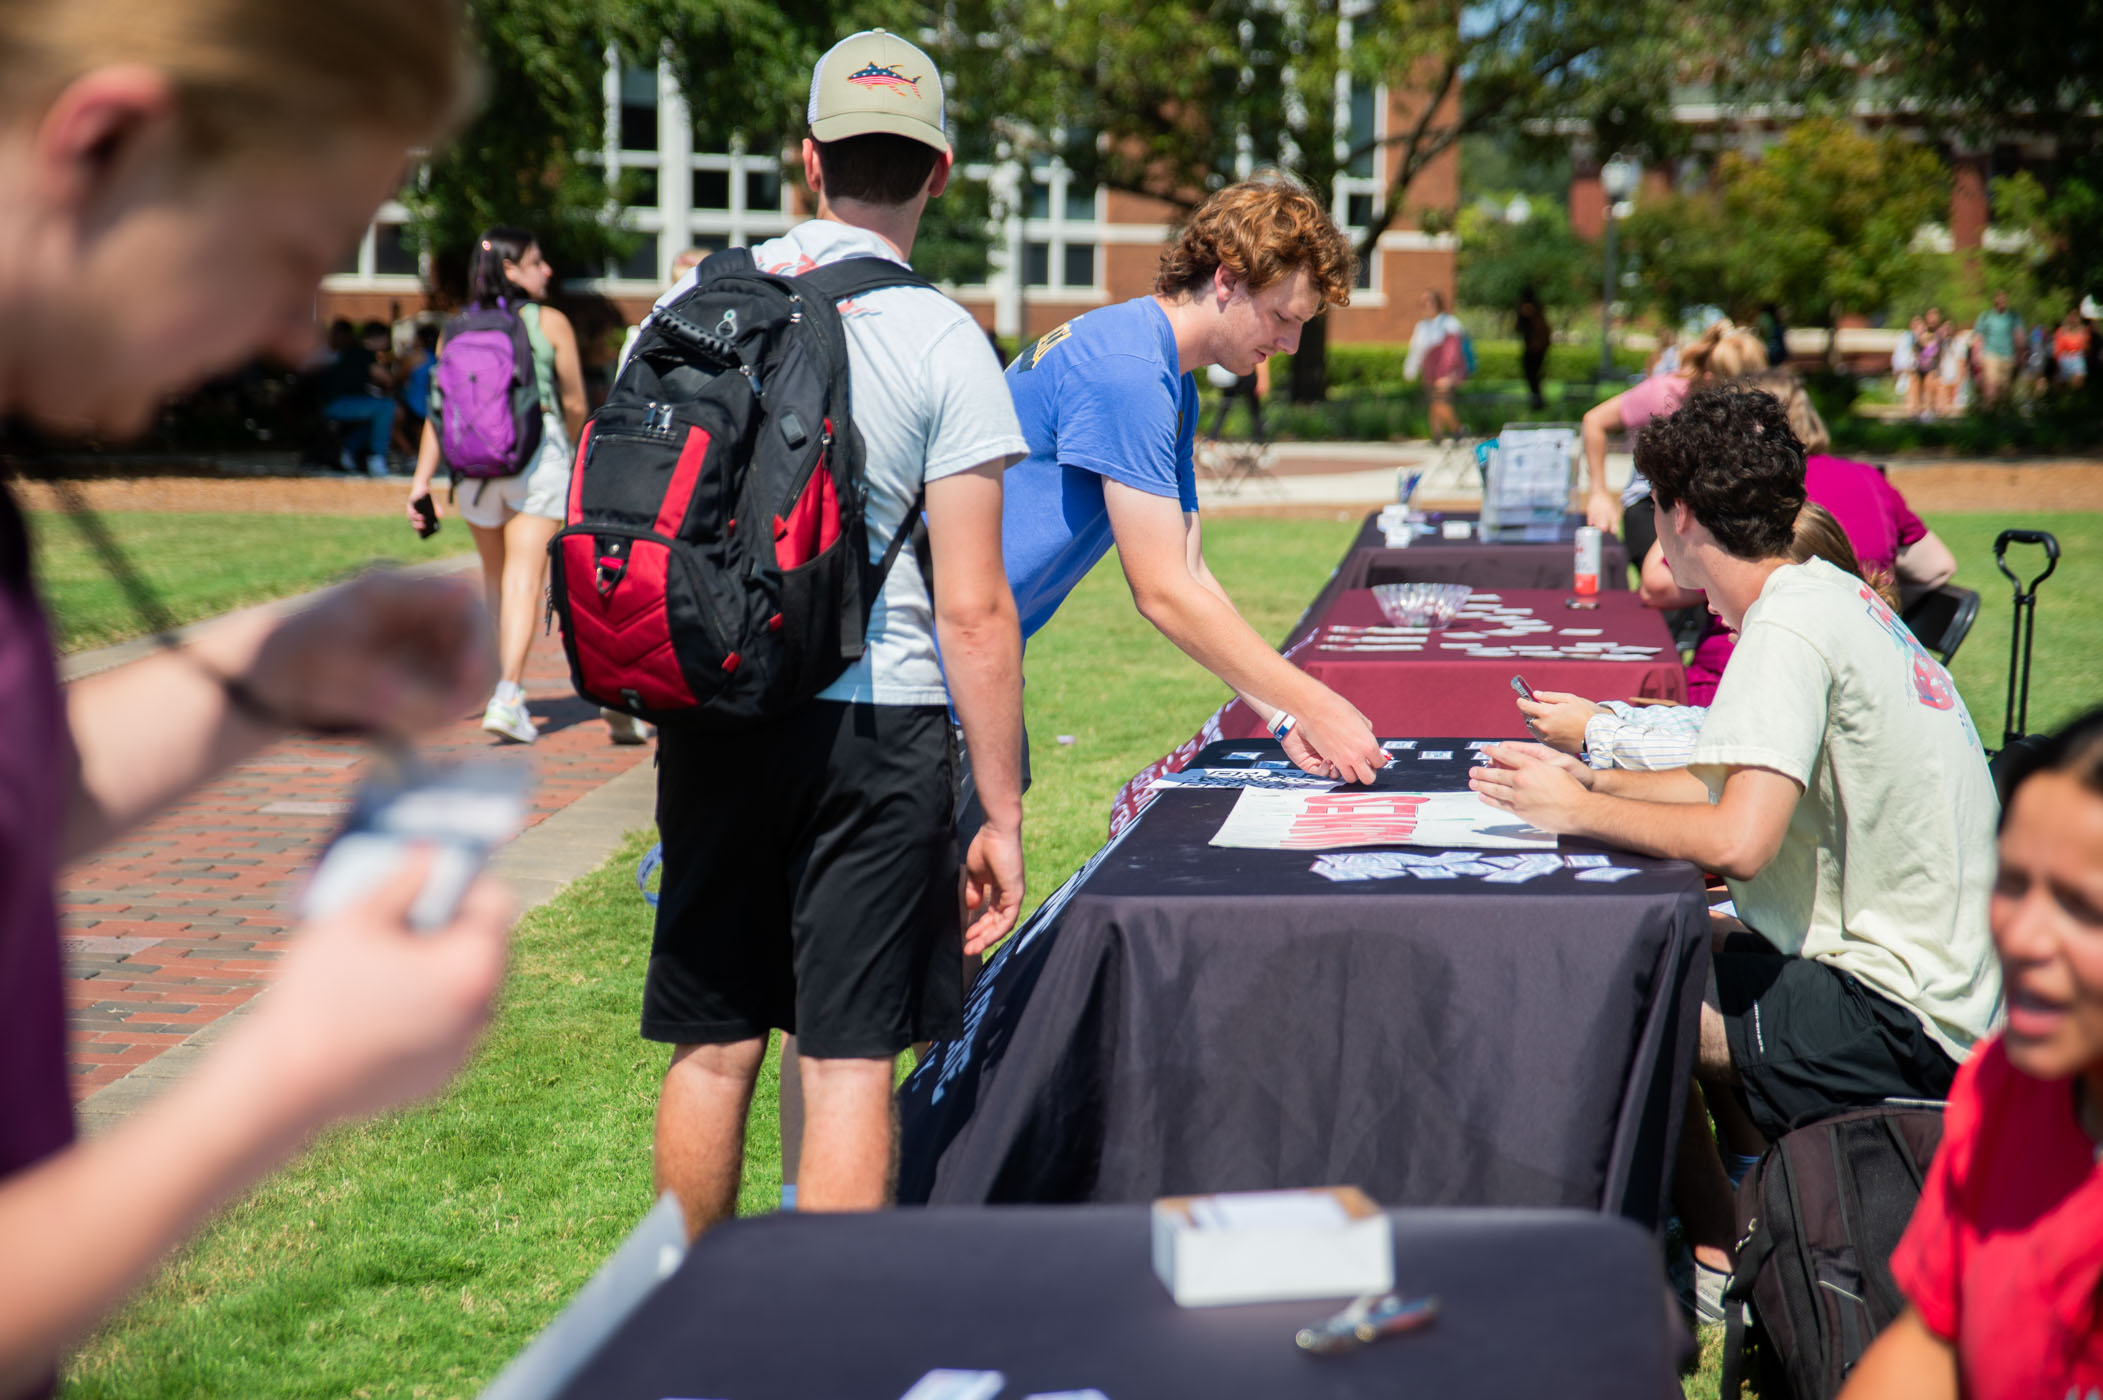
[797,255,937,303]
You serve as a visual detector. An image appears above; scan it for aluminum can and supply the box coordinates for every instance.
[1573,525,1603,596]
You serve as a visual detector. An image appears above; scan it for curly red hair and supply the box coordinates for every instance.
[1154,173,1355,308]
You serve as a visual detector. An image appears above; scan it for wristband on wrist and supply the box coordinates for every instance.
[1267,711,1297,742]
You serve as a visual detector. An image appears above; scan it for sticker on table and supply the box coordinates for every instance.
[1227,751,1263,760]
[898,1372,1008,1400]
[1382,740,1418,750]
[1022,1392,1113,1400]
[1563,854,1611,868]
[1420,750,1453,760]
[1209,788,1556,851]
[1559,628,1604,636]
[1576,866,1641,883]
[1484,854,1566,883]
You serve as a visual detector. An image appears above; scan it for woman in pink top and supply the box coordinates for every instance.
[0,4,512,1393]
[1582,321,1767,573]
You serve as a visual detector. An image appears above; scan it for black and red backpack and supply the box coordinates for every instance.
[548,249,935,727]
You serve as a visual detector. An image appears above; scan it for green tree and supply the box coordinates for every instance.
[1620,119,1945,358]
[930,0,1747,400]
[1455,199,1598,325]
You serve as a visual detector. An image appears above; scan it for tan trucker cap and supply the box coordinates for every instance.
[807,29,949,154]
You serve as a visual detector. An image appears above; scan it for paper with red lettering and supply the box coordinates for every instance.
[1208,788,1556,851]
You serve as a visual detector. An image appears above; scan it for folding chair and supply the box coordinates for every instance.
[1900,584,1981,665]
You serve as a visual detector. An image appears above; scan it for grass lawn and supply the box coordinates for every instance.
[60,510,2101,1398]
[26,510,470,653]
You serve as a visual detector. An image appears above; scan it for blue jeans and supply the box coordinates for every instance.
[322,395,395,458]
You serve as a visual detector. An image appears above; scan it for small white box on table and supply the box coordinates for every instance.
[1150,1186,1393,1307]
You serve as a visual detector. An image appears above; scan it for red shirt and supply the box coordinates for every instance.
[1889,1035,2103,1399]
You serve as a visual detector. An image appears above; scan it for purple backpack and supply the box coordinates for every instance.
[434,299,543,478]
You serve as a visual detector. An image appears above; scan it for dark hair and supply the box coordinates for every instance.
[415,321,440,350]
[1636,386,1805,561]
[1996,707,2103,818]
[358,319,388,341]
[467,225,536,307]
[327,316,355,339]
[812,134,941,207]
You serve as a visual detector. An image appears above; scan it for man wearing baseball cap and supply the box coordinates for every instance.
[646,30,1026,1234]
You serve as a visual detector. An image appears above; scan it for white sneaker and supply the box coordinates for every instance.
[481,694,538,744]
[366,454,391,478]
[601,708,651,745]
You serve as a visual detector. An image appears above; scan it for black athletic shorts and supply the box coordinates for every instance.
[644,700,963,1059]
[1711,932,1959,1140]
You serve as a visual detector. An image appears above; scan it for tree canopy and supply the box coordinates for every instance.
[1618,119,1946,343]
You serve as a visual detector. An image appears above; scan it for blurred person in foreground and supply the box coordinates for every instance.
[1473,388,1998,1322]
[0,2,512,1394]
[1838,710,2103,1400]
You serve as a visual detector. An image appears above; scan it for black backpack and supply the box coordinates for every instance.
[548,248,935,726]
[1719,1102,1945,1400]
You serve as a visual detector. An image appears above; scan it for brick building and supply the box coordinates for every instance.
[319,54,1458,368]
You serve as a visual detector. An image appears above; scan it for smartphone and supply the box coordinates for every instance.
[300,759,532,932]
[413,493,440,539]
[1510,675,1536,702]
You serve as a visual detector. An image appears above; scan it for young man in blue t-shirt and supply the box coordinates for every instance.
[986,176,1387,807]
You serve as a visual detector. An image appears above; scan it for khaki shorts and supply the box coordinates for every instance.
[456,412,572,529]
[1979,352,2013,394]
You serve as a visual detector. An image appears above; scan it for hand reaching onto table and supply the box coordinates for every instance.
[1469,741,1595,832]
[1585,489,1621,535]
[1287,687,1389,786]
[1516,690,1603,757]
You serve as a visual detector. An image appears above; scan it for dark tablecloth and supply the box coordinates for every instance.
[555,1205,1682,1400]
[1237,588,1685,742]
[902,743,1709,1227]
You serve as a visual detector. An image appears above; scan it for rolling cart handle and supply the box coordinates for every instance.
[1994,529,2059,596]
[1993,529,2060,750]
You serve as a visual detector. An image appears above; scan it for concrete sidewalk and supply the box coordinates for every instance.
[1197,439,1638,511]
[63,579,660,1134]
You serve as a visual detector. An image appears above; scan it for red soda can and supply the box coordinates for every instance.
[1573,525,1602,597]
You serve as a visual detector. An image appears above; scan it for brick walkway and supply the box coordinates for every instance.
[60,606,655,1103]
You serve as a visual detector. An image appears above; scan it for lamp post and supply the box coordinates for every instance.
[1598,154,1638,381]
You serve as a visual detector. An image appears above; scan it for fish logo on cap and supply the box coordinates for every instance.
[847,62,922,98]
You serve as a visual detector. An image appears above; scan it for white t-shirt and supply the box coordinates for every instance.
[652,220,1026,706]
[1688,557,2002,1060]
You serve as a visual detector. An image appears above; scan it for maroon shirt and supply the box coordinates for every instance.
[0,486,77,1186]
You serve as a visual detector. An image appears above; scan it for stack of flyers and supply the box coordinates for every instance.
[1151,767,1339,793]
[1309,850,1570,883]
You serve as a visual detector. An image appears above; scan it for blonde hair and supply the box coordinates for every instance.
[1156,172,1356,309]
[1792,500,1898,609]
[0,0,473,159]
[1745,369,1831,453]
[1681,321,1769,383]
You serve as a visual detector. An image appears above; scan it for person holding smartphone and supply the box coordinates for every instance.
[0,4,512,1394]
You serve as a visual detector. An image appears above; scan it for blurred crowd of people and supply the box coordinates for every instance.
[1891,293,2099,417]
